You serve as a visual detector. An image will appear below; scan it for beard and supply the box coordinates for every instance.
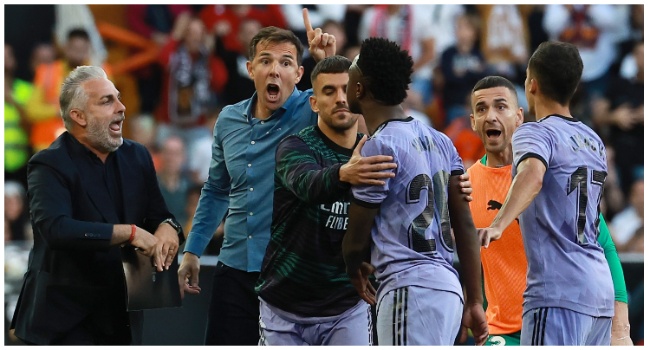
[86,116,123,154]
[327,114,359,132]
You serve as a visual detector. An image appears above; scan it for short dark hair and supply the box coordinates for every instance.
[248,26,304,65]
[357,37,413,105]
[528,41,583,105]
[310,55,351,84]
[472,75,519,104]
[67,28,90,42]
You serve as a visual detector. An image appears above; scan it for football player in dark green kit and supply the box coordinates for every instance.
[255,55,395,345]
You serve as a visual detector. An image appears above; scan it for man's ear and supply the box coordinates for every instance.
[356,81,365,100]
[515,107,524,127]
[246,61,254,79]
[69,109,87,127]
[309,95,319,113]
[529,77,538,95]
[295,66,304,85]
[470,113,477,132]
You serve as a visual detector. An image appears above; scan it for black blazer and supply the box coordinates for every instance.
[11,132,178,344]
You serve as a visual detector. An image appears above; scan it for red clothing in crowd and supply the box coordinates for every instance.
[199,5,287,53]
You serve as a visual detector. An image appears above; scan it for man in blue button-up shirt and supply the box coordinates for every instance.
[177,10,398,345]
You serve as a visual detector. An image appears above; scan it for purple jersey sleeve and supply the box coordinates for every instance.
[512,122,552,172]
[351,137,395,206]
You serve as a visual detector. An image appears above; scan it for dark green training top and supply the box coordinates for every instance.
[256,125,363,317]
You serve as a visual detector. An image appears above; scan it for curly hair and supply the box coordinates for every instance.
[357,37,414,105]
[528,41,583,106]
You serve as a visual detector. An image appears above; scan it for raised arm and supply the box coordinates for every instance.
[303,8,336,62]
[276,136,350,204]
[478,157,545,247]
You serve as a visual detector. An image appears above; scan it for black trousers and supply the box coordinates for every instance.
[204,261,260,345]
[20,313,135,345]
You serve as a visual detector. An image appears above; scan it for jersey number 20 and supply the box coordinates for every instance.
[406,171,454,255]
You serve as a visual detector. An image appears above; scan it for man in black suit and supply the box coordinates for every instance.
[10,65,184,345]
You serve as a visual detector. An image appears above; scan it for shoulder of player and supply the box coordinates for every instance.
[278,129,315,152]
[216,102,247,122]
[466,160,481,174]
[513,120,548,138]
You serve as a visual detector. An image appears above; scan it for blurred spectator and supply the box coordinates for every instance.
[157,135,191,227]
[543,5,628,123]
[418,4,467,105]
[157,14,227,158]
[624,5,644,48]
[445,117,485,169]
[342,5,370,48]
[615,5,643,80]
[623,226,644,254]
[592,40,643,198]
[343,45,360,62]
[281,4,346,48]
[26,28,110,152]
[128,114,160,170]
[126,5,192,47]
[5,5,56,81]
[218,18,260,106]
[126,5,192,114]
[610,178,643,251]
[29,43,57,78]
[187,112,219,186]
[54,4,107,66]
[5,44,34,190]
[4,181,32,242]
[438,13,486,125]
[359,5,436,105]
[403,90,432,127]
[297,19,348,91]
[476,5,530,111]
[200,5,287,54]
[524,5,550,56]
[418,5,466,60]
[600,145,627,221]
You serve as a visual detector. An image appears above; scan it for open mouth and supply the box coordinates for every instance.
[109,120,122,134]
[486,129,502,138]
[266,84,280,102]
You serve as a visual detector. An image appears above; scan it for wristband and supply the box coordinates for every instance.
[129,224,136,244]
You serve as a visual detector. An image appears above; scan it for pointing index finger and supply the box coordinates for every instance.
[302,8,313,33]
